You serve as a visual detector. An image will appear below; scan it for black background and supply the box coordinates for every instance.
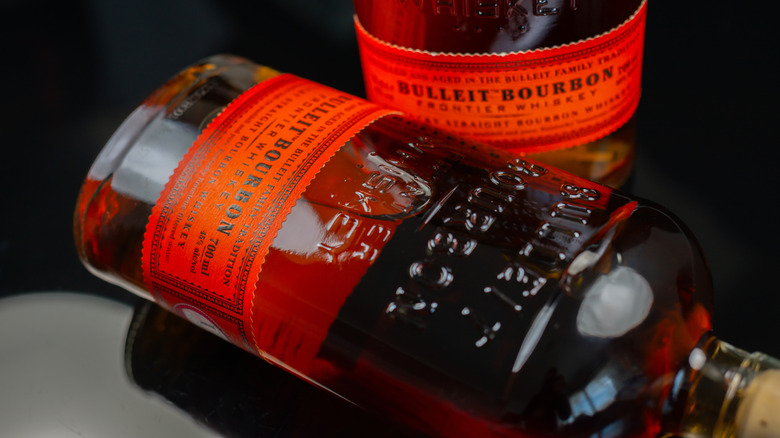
[1,0,778,380]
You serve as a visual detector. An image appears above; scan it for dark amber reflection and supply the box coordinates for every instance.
[125,301,422,438]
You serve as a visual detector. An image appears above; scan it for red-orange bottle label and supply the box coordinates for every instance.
[355,1,646,152]
[142,74,395,353]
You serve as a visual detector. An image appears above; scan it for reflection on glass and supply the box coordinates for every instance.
[124,300,421,438]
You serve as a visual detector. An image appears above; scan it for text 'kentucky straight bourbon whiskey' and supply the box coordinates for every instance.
[75,56,780,438]
[353,0,646,187]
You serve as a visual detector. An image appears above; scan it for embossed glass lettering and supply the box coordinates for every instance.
[385,286,438,328]
[427,229,477,257]
[461,306,502,347]
[468,186,514,214]
[560,182,600,201]
[443,203,496,232]
[550,202,592,225]
[409,260,455,288]
[508,158,547,177]
[363,171,397,193]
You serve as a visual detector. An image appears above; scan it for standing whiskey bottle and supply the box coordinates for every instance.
[352,0,646,187]
[75,55,779,438]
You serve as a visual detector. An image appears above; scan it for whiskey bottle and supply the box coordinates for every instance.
[352,0,647,187]
[75,55,779,438]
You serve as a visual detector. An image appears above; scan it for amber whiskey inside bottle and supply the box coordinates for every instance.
[352,0,646,187]
[75,55,780,438]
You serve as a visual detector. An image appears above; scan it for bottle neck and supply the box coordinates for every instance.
[672,335,780,438]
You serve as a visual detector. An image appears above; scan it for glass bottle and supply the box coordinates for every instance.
[352,0,647,187]
[75,55,779,438]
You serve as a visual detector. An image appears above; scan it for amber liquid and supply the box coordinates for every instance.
[352,0,644,187]
[76,56,711,437]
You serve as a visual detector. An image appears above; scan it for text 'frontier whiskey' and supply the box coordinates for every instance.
[75,55,780,438]
[352,0,646,187]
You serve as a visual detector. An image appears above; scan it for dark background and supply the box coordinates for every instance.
[1,0,778,384]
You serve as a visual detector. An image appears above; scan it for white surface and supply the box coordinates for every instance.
[0,292,219,438]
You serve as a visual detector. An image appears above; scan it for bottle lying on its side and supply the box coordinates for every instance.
[74,55,779,438]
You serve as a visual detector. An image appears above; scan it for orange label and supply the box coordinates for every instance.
[355,0,646,152]
[142,74,394,353]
